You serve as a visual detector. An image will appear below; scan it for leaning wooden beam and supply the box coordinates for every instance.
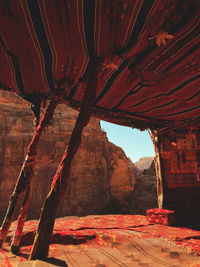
[10,182,31,254]
[29,62,98,260]
[0,99,57,248]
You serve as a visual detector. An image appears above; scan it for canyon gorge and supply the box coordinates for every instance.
[0,91,157,223]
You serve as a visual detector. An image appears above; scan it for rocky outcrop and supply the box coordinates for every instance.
[127,161,158,215]
[0,91,135,222]
[134,157,154,171]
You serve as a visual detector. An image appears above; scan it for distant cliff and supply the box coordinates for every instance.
[134,157,154,171]
[0,91,135,222]
[127,161,158,215]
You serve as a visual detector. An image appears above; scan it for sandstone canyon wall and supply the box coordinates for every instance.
[127,161,158,215]
[0,91,135,223]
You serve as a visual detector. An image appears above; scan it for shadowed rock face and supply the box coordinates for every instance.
[134,157,154,172]
[130,157,158,215]
[0,91,135,222]
[126,161,158,215]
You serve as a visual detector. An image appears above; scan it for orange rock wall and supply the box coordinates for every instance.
[0,91,135,222]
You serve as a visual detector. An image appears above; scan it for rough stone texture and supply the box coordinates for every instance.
[134,157,154,171]
[0,91,135,223]
[127,161,158,215]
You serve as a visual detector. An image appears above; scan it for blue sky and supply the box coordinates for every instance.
[100,121,155,163]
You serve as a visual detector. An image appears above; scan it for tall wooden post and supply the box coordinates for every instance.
[29,62,98,260]
[154,139,164,208]
[0,99,57,247]
[150,131,165,208]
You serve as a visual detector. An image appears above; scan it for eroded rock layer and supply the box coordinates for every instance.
[0,92,135,222]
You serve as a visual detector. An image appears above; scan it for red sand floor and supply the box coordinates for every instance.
[1,215,200,266]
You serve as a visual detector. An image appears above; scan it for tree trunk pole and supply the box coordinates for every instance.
[11,182,31,254]
[151,131,165,208]
[29,62,98,260]
[0,99,57,247]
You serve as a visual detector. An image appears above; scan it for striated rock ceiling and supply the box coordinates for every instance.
[0,0,200,131]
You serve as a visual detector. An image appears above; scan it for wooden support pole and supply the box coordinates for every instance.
[11,183,31,254]
[151,132,165,208]
[29,62,98,260]
[0,99,57,247]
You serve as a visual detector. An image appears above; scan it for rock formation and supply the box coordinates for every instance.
[127,161,158,215]
[0,91,135,223]
[134,157,154,171]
